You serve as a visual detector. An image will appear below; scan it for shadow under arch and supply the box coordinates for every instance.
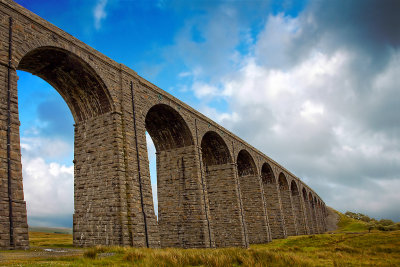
[201,131,231,166]
[290,180,307,235]
[237,150,269,244]
[278,173,297,236]
[200,131,246,247]
[145,104,194,151]
[261,162,285,239]
[17,46,113,122]
[145,104,211,248]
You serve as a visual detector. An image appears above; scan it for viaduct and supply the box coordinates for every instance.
[0,0,328,249]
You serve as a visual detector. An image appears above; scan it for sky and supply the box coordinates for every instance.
[14,0,400,227]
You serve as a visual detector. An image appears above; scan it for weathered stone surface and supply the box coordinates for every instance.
[0,0,328,249]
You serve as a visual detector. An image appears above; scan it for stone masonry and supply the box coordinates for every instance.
[0,0,328,249]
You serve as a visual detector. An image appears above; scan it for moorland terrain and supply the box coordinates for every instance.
[1,208,399,266]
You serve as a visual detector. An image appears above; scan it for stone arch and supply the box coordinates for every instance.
[145,104,211,248]
[278,173,297,236]
[261,163,285,239]
[17,46,113,122]
[200,131,246,247]
[201,131,232,166]
[309,192,319,234]
[237,150,257,176]
[237,150,269,244]
[302,187,314,234]
[12,45,120,247]
[290,181,306,235]
[145,104,194,151]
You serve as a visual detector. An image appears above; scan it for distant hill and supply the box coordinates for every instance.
[29,226,72,235]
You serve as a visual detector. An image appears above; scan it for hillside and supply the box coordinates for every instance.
[1,209,399,266]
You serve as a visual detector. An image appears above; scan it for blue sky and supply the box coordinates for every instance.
[14,0,400,227]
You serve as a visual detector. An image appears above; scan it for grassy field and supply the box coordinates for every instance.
[1,214,399,266]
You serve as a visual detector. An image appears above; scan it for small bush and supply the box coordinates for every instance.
[379,219,394,226]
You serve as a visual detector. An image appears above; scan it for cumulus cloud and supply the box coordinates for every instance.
[22,151,73,227]
[93,0,108,30]
[177,1,400,221]
[20,117,74,227]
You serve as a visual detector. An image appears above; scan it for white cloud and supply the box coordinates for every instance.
[93,0,108,30]
[21,137,72,161]
[23,156,73,220]
[20,135,74,226]
[192,82,221,99]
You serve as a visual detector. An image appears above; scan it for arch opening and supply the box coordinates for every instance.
[290,181,299,196]
[261,163,274,184]
[145,104,194,151]
[278,173,289,191]
[237,150,257,177]
[12,46,115,247]
[201,131,231,167]
[17,46,112,122]
[17,71,74,245]
[145,104,207,248]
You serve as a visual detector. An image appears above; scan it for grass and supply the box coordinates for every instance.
[335,211,370,232]
[29,231,73,247]
[1,212,399,266]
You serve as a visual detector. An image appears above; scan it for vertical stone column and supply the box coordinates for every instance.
[308,199,316,234]
[157,145,211,248]
[262,179,286,239]
[118,78,160,248]
[73,112,129,246]
[205,163,247,247]
[257,175,272,242]
[132,126,161,248]
[300,193,311,234]
[310,199,319,234]
[316,202,325,233]
[0,66,29,249]
[279,186,297,236]
[322,205,328,231]
[239,174,269,244]
[291,191,307,235]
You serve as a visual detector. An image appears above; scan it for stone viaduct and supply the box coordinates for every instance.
[0,0,328,249]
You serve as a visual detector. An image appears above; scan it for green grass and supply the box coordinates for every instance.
[335,211,370,232]
[29,226,72,235]
[29,231,73,247]
[1,212,399,266]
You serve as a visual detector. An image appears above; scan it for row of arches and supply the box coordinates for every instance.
[7,44,327,248]
[144,104,327,247]
[0,0,329,248]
